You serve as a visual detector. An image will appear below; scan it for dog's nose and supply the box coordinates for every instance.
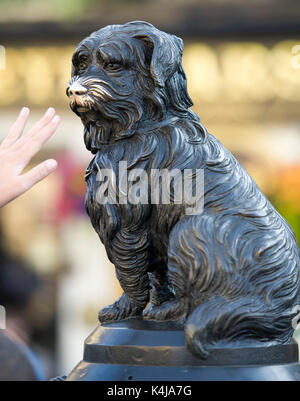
[67,82,87,97]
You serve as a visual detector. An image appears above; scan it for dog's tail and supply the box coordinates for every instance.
[185,295,296,359]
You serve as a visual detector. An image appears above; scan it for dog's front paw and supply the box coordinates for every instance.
[98,293,144,323]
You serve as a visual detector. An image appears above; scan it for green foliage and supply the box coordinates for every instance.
[270,198,300,246]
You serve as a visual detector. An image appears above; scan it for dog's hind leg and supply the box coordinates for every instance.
[98,228,151,323]
[143,218,200,322]
[143,214,218,322]
[143,268,177,319]
[185,295,297,359]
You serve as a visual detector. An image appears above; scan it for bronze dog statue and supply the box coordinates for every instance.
[67,21,300,358]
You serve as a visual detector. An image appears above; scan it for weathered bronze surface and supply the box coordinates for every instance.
[67,21,300,361]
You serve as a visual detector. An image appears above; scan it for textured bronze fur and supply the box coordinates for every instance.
[67,21,300,358]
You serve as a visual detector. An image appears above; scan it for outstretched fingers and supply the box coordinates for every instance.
[0,108,60,208]
[1,107,30,149]
[26,107,56,139]
[21,159,58,192]
[17,114,60,168]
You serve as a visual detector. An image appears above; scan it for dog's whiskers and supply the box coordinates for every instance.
[89,87,113,101]
[83,78,133,98]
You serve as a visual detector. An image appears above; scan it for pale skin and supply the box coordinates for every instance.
[0,107,60,207]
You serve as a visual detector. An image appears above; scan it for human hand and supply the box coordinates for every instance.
[0,107,60,207]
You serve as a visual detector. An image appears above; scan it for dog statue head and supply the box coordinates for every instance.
[67,21,193,153]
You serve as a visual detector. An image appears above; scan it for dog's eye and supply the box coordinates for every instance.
[73,50,91,73]
[104,62,122,71]
[78,57,89,71]
[78,62,88,71]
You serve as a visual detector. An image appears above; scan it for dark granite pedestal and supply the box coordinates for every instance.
[66,318,300,381]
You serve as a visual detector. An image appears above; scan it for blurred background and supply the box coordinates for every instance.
[0,0,299,379]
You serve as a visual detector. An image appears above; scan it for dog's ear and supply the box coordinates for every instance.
[134,30,183,88]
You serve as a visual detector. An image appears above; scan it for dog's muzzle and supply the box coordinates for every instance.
[67,81,87,98]
[67,79,90,112]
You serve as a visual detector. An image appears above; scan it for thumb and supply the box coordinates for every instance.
[21,159,58,191]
